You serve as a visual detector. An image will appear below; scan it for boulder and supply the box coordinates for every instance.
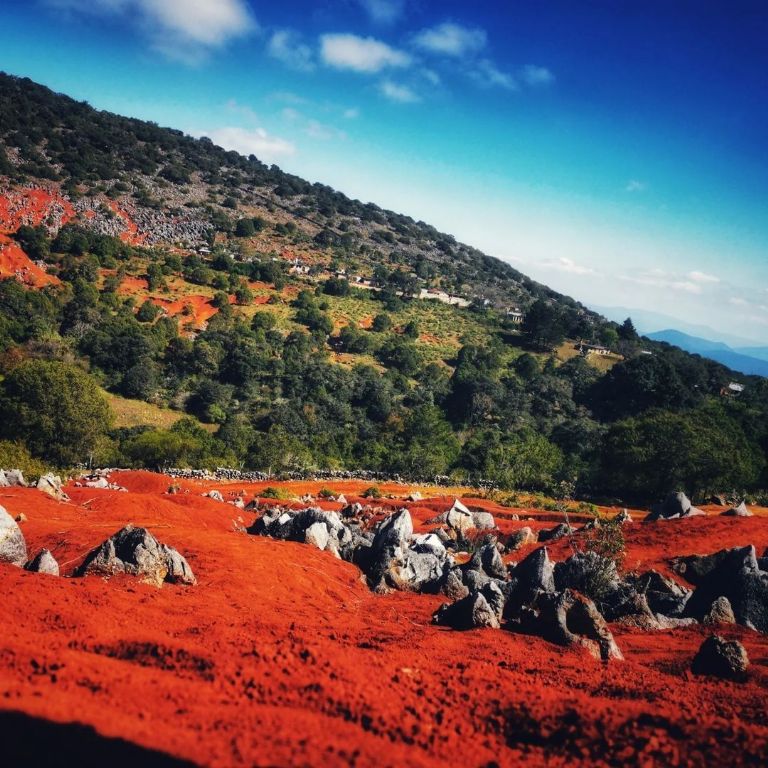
[340,502,364,519]
[0,505,27,566]
[467,542,507,580]
[703,596,736,626]
[24,549,59,576]
[471,510,496,530]
[538,523,573,543]
[683,545,768,631]
[521,589,623,662]
[76,524,196,586]
[412,533,447,558]
[405,491,422,502]
[206,490,224,502]
[366,509,414,592]
[445,499,473,535]
[336,494,347,505]
[441,567,470,601]
[512,547,555,597]
[304,521,331,552]
[507,526,537,551]
[433,582,505,630]
[0,469,26,487]
[691,635,749,680]
[721,501,752,517]
[37,474,70,502]
[646,491,705,521]
[387,551,446,593]
[626,570,691,617]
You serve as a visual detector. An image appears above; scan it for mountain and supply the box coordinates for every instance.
[591,304,767,348]
[647,329,768,377]
[0,71,766,504]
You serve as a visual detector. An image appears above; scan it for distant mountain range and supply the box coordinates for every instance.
[644,329,768,378]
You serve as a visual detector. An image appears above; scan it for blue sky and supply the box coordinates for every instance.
[2,0,768,343]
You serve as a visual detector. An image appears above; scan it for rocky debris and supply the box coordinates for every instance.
[471,510,496,530]
[721,501,752,517]
[340,502,364,519]
[683,545,768,632]
[250,507,353,559]
[433,582,504,630]
[0,469,26,487]
[626,570,691,617]
[520,589,623,662]
[691,635,749,680]
[74,473,127,491]
[36,473,70,502]
[646,492,705,521]
[76,524,196,586]
[24,548,59,576]
[538,523,574,543]
[205,490,225,502]
[507,526,537,551]
[703,596,737,625]
[0,505,27,566]
[466,542,507,580]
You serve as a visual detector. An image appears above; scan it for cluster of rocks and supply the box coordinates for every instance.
[0,469,27,487]
[0,504,59,575]
[646,491,754,521]
[73,471,127,492]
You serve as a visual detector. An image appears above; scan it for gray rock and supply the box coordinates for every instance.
[703,596,736,625]
[76,524,196,586]
[206,490,224,502]
[0,505,27,566]
[366,509,414,592]
[554,551,619,598]
[412,532,447,558]
[646,491,705,521]
[512,546,555,596]
[691,635,749,680]
[463,567,491,592]
[626,570,691,617]
[721,501,752,517]
[615,509,632,524]
[441,567,470,601]
[37,474,70,502]
[521,589,623,662]
[304,521,331,552]
[433,582,505,630]
[388,551,447,593]
[445,499,473,535]
[0,469,26,487]
[473,542,507,580]
[471,510,496,530]
[538,523,573,543]
[24,548,59,576]
[684,545,768,631]
[507,526,537,551]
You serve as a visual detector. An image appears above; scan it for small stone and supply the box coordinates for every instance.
[703,596,736,625]
[691,635,749,680]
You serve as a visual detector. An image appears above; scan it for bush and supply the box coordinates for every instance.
[0,440,48,479]
[362,486,382,499]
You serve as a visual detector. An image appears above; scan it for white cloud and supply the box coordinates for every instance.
[268,29,315,72]
[202,126,295,162]
[421,69,441,86]
[618,270,703,295]
[414,21,487,57]
[472,59,518,90]
[520,65,555,87]
[320,33,411,73]
[541,257,595,276]
[379,80,420,104]
[729,297,748,306]
[47,0,255,62]
[688,270,720,284]
[305,119,347,141]
[625,180,647,192]
[356,0,404,24]
[343,107,360,119]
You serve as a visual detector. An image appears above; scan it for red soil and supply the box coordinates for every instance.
[1,473,767,766]
[0,187,75,235]
[105,200,146,246]
[0,234,59,288]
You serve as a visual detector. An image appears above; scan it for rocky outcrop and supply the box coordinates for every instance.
[721,501,752,517]
[37,474,70,502]
[433,581,504,630]
[0,469,27,487]
[76,525,196,586]
[0,505,27,566]
[645,492,705,521]
[692,635,749,680]
[24,548,59,576]
[703,596,736,625]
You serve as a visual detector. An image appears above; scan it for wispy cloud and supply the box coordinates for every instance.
[355,0,404,25]
[541,256,595,276]
[520,65,555,87]
[688,270,720,284]
[729,296,748,306]
[379,80,420,104]
[320,33,411,73]
[267,29,315,72]
[625,179,647,193]
[46,0,255,63]
[472,59,518,91]
[618,269,703,294]
[201,126,295,162]
[413,21,487,57]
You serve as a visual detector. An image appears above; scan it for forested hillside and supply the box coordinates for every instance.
[0,72,766,503]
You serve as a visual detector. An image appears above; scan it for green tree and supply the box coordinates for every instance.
[0,360,113,465]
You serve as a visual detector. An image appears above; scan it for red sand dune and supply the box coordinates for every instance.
[0,234,59,287]
[1,472,767,766]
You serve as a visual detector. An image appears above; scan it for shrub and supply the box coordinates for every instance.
[0,440,48,479]
[362,486,382,499]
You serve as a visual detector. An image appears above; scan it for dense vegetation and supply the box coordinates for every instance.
[0,72,766,503]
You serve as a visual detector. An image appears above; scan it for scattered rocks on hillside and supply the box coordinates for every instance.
[721,501,752,517]
[0,469,27,487]
[433,582,504,630]
[74,473,128,491]
[76,524,196,586]
[691,635,749,680]
[24,548,59,576]
[682,545,768,632]
[703,596,736,625]
[37,474,70,502]
[645,492,705,521]
[0,505,27,566]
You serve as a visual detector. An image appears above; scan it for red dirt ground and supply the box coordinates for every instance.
[1,472,767,767]
[0,187,75,235]
[105,200,146,246]
[0,234,59,288]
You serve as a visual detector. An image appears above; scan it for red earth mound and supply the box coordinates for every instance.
[1,472,767,766]
[0,234,59,287]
